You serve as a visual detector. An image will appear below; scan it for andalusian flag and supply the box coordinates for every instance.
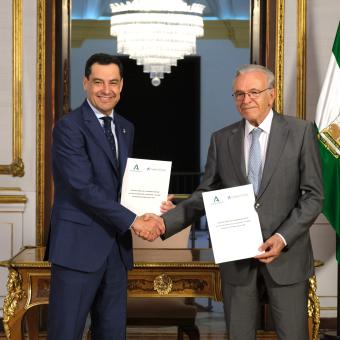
[315,22,340,261]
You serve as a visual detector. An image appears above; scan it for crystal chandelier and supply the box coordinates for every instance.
[110,0,205,86]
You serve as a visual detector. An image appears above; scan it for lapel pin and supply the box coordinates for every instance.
[122,128,126,134]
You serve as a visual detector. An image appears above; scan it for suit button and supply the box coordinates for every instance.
[255,203,260,209]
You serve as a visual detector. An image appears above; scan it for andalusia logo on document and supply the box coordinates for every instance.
[131,163,142,172]
[212,195,223,204]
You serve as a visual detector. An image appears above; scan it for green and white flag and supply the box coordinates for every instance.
[315,21,340,261]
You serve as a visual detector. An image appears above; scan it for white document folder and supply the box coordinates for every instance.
[120,158,172,215]
[202,184,264,263]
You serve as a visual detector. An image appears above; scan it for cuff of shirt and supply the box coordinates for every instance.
[129,215,137,230]
[275,232,287,246]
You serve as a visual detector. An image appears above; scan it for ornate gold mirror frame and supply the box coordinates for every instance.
[297,0,307,119]
[274,0,285,114]
[36,0,48,246]
[0,0,24,177]
[35,0,285,245]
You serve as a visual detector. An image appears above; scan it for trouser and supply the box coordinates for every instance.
[220,263,309,340]
[47,240,127,340]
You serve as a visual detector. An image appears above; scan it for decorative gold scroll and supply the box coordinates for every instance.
[0,0,24,177]
[153,274,173,295]
[3,270,25,338]
[308,275,320,340]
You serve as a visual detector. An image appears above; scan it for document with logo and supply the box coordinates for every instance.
[120,158,172,215]
[202,184,264,264]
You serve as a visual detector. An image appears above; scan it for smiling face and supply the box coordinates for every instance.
[83,63,123,116]
[233,70,275,126]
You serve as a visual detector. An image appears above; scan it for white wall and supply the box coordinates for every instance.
[307,2,339,318]
[0,0,37,316]
[284,0,340,318]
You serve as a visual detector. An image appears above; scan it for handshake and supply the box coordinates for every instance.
[130,196,175,241]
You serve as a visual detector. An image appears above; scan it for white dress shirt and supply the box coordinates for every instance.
[87,99,119,159]
[243,109,287,246]
[244,109,273,175]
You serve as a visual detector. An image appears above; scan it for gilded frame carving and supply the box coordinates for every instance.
[275,0,285,114]
[297,0,307,119]
[36,0,46,246]
[0,0,25,177]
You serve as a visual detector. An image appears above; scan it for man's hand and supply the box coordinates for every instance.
[160,194,176,213]
[131,214,165,241]
[254,234,286,264]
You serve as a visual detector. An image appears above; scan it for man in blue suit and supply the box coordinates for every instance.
[45,53,164,340]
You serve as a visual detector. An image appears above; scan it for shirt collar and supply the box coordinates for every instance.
[245,109,273,136]
[87,99,115,121]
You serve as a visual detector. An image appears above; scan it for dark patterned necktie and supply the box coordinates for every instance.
[248,128,262,195]
[100,116,119,168]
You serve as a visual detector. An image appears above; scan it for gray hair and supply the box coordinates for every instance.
[233,64,275,89]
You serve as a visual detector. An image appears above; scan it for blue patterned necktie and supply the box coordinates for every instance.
[248,128,262,195]
[101,116,119,168]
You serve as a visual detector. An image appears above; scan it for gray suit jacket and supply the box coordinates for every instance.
[163,112,323,286]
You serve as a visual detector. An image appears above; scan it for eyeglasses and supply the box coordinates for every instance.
[232,88,272,101]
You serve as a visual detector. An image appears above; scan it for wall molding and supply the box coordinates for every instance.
[0,188,27,209]
[0,0,25,177]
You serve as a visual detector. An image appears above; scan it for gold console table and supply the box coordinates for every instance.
[0,246,319,340]
[0,246,221,339]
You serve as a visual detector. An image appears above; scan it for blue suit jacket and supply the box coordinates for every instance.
[46,100,136,272]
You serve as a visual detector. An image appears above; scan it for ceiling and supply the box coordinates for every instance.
[72,0,250,21]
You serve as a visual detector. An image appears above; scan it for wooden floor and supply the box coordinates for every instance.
[0,310,282,340]
[0,303,328,339]
[0,304,329,339]
[124,311,278,339]
[1,310,329,339]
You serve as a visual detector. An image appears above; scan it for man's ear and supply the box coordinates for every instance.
[119,78,124,92]
[269,88,276,106]
[83,76,88,91]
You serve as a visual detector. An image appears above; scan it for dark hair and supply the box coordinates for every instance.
[84,53,124,79]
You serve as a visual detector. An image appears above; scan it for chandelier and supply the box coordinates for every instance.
[110,0,205,86]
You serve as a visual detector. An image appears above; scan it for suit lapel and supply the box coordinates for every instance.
[228,120,248,184]
[257,113,289,198]
[115,116,129,180]
[82,101,119,176]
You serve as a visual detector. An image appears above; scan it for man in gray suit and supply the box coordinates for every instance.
[160,64,324,340]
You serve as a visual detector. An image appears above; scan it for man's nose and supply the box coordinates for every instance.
[242,92,253,103]
[102,83,110,92]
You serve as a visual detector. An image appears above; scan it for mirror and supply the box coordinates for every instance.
[36,0,284,244]
[70,0,250,174]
